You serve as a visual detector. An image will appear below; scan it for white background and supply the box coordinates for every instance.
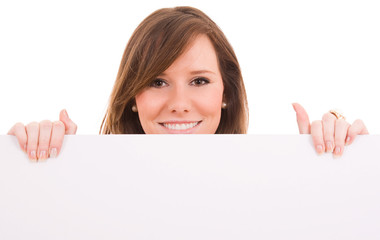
[1,0,379,134]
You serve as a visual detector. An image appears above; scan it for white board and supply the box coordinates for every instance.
[0,135,379,239]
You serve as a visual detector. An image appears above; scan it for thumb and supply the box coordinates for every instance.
[59,109,77,134]
[292,103,311,134]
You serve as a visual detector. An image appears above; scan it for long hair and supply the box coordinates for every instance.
[100,6,248,134]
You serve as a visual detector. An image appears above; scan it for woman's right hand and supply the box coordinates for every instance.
[7,109,77,162]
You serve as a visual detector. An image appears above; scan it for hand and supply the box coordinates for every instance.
[292,103,369,157]
[7,109,77,162]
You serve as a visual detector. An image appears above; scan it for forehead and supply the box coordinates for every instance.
[161,34,220,75]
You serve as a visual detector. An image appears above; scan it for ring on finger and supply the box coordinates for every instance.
[329,109,346,120]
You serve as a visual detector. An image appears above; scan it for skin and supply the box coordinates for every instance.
[8,110,76,162]
[7,35,369,161]
[135,35,224,134]
[293,103,369,156]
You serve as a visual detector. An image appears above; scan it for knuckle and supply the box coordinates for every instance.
[311,120,321,127]
[14,122,25,129]
[68,122,78,133]
[354,119,364,126]
[322,113,333,122]
[26,121,39,128]
[341,120,350,128]
[39,120,53,129]
[336,119,347,124]
[348,125,360,135]
[8,122,24,135]
[53,121,65,129]
[53,122,66,135]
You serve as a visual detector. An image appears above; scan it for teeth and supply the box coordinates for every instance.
[163,122,199,130]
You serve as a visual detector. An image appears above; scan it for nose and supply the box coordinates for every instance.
[167,85,191,113]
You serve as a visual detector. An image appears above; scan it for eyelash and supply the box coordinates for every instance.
[190,77,210,86]
[149,78,167,88]
[149,77,210,88]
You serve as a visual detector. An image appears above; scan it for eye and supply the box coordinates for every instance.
[190,77,210,86]
[149,78,168,88]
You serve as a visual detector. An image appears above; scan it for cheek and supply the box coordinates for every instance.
[194,86,224,116]
[135,91,165,125]
[193,87,223,134]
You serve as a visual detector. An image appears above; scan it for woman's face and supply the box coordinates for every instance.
[135,34,224,134]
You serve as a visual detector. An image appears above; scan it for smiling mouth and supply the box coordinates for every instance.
[160,121,202,130]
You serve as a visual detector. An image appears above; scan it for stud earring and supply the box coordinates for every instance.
[132,105,137,112]
[222,102,227,109]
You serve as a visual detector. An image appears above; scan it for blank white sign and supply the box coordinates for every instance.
[0,135,379,240]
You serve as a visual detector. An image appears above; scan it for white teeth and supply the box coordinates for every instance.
[163,122,199,130]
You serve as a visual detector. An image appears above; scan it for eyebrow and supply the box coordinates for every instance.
[190,70,216,75]
[159,70,216,77]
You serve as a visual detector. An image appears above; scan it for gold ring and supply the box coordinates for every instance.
[329,109,346,120]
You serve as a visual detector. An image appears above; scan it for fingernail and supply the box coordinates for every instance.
[334,147,341,158]
[326,141,333,153]
[346,137,351,145]
[50,148,57,158]
[316,145,324,154]
[39,150,47,161]
[29,150,37,161]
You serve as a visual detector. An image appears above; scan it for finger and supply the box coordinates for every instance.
[8,123,28,152]
[311,120,325,155]
[334,119,350,157]
[36,120,53,161]
[292,103,311,134]
[59,109,77,135]
[49,121,65,158]
[322,112,336,153]
[346,119,369,145]
[25,122,39,162]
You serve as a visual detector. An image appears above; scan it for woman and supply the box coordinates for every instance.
[7,6,368,161]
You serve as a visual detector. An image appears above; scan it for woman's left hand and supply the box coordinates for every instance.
[292,103,369,157]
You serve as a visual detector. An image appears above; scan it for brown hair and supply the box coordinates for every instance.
[100,6,248,134]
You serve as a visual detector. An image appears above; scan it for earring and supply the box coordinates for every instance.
[222,102,227,109]
[132,105,137,112]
